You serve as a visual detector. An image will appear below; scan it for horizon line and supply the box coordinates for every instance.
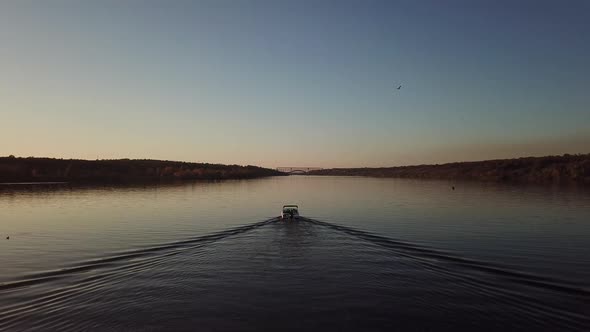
[3,152,589,170]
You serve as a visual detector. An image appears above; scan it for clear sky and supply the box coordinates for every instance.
[1,0,589,168]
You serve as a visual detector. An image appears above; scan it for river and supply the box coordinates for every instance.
[1,176,589,331]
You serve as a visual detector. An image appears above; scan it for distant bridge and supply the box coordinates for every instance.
[276,167,323,174]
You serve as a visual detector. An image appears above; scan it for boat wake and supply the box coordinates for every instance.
[0,218,281,330]
[301,217,590,297]
[0,217,280,293]
[1,216,588,331]
[300,217,590,330]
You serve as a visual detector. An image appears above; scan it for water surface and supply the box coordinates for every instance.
[1,176,589,331]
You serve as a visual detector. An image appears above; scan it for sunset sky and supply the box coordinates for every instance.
[1,1,589,168]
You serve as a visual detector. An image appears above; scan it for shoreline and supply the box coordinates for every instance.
[0,157,284,184]
[307,153,590,184]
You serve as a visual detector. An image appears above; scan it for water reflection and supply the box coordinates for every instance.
[1,177,590,284]
[0,176,589,330]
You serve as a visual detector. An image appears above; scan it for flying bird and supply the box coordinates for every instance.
[396,85,402,90]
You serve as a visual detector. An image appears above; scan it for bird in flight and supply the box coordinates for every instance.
[396,85,402,90]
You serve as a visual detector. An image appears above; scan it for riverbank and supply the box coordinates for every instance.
[307,154,590,184]
[0,156,284,183]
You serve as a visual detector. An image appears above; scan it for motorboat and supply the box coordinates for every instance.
[281,205,299,220]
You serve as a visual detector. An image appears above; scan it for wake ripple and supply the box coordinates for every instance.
[302,217,590,330]
[0,217,279,293]
[301,217,590,297]
[1,217,589,331]
[0,217,282,330]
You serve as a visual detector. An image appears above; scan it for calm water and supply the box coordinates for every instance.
[1,176,589,331]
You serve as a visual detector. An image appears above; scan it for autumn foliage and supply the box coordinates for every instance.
[0,156,284,183]
[307,154,590,184]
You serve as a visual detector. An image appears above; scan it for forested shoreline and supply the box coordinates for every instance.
[307,154,590,184]
[0,156,284,183]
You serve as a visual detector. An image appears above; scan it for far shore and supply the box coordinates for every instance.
[2,154,588,185]
[307,154,590,184]
[0,156,284,184]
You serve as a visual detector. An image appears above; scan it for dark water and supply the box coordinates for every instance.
[1,176,589,331]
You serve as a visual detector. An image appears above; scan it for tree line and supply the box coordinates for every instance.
[307,154,590,184]
[0,156,284,183]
